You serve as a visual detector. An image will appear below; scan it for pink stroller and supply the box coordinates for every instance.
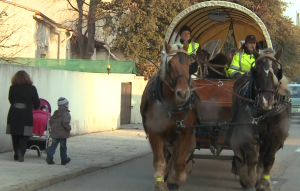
[27,98,52,157]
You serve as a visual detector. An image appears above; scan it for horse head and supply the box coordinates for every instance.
[209,53,229,66]
[159,41,191,103]
[251,48,283,110]
[196,49,210,63]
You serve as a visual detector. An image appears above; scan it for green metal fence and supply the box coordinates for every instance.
[0,58,137,74]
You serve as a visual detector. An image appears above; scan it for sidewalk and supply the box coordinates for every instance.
[0,127,151,191]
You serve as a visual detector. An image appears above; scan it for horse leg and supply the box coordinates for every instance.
[256,143,281,191]
[238,142,259,188]
[148,130,168,191]
[166,129,194,190]
[184,129,196,176]
[256,153,264,186]
[231,129,259,188]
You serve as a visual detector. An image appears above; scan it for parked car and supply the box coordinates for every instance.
[289,84,300,116]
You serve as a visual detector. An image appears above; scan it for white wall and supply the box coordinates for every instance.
[0,64,146,152]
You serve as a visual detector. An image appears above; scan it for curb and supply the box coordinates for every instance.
[2,151,151,191]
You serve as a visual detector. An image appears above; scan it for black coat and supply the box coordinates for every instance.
[6,84,40,136]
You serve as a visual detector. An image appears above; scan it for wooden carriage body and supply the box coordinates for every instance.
[193,79,234,151]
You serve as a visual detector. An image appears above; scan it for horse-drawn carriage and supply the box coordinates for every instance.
[164,0,275,159]
[141,1,291,191]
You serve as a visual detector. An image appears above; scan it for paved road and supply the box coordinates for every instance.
[39,124,300,191]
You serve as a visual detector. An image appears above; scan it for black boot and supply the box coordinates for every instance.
[46,157,55,165]
[14,153,18,161]
[61,157,71,165]
[17,151,24,162]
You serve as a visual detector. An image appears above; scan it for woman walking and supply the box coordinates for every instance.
[6,70,40,162]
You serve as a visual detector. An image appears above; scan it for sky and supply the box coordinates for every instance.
[282,0,299,25]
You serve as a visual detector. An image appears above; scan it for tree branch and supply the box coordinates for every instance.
[67,0,80,12]
[0,44,20,48]
[82,0,89,6]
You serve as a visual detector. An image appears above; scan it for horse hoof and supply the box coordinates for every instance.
[256,178,272,191]
[240,179,248,188]
[167,183,179,191]
[240,179,255,189]
[154,182,168,191]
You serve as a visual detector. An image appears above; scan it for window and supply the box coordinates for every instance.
[289,86,300,98]
[203,39,221,60]
[39,43,48,58]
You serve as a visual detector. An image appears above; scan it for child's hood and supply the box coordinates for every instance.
[52,107,70,119]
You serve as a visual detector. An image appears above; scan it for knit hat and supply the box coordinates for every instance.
[179,25,191,35]
[58,97,69,107]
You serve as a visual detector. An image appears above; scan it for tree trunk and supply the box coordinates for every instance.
[85,0,97,59]
[76,0,84,58]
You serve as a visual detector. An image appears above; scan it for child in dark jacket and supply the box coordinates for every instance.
[46,97,72,165]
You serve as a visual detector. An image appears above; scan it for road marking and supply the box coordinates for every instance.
[295,147,300,152]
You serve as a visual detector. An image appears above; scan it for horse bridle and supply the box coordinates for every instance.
[164,50,192,89]
[251,55,283,106]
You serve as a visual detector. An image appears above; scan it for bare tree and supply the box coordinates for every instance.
[43,0,111,59]
[0,5,34,63]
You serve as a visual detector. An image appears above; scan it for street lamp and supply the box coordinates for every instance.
[103,44,111,75]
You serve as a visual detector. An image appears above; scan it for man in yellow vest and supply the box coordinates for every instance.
[227,35,257,78]
[175,25,200,75]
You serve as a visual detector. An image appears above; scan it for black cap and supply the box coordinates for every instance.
[245,35,256,43]
[179,25,191,35]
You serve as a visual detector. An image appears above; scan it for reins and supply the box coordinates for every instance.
[191,77,257,104]
[192,54,227,78]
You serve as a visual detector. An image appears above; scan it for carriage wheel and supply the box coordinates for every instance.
[37,150,42,157]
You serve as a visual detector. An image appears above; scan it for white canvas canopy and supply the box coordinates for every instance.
[164,1,273,53]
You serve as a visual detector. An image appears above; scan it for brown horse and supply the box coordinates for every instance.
[229,48,291,191]
[140,41,199,191]
[196,49,229,79]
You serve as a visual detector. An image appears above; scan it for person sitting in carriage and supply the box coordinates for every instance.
[174,25,200,75]
[175,25,200,55]
[227,35,257,78]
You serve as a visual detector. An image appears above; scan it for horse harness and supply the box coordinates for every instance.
[235,55,291,146]
[142,50,197,165]
[145,75,196,141]
[144,75,196,166]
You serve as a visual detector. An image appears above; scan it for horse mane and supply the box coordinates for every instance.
[158,44,180,80]
[257,48,290,96]
[209,53,229,66]
[278,75,290,96]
